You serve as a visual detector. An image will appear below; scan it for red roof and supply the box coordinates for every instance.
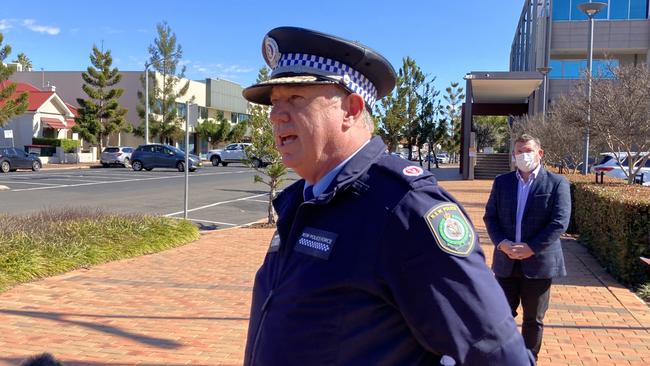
[0,81,56,112]
[41,117,67,129]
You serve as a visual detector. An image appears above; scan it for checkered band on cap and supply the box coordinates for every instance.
[271,53,379,106]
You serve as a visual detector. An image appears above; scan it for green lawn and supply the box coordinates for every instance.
[0,208,199,292]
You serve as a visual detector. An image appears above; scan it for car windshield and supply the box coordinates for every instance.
[168,146,185,155]
[104,148,120,153]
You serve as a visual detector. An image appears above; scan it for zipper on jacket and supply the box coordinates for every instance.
[250,289,274,366]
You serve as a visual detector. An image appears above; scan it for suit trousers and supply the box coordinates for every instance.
[496,261,552,359]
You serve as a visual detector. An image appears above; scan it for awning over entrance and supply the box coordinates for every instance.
[465,71,542,104]
[461,71,543,180]
[41,117,67,129]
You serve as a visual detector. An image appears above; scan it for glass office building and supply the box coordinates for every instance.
[511,0,650,114]
[553,0,648,20]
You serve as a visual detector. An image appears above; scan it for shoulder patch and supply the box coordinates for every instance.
[402,165,424,177]
[424,203,475,257]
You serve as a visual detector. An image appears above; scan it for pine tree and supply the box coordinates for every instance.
[13,53,32,71]
[0,33,28,127]
[74,45,129,156]
[247,67,286,225]
[375,92,406,153]
[136,21,190,144]
[442,81,465,162]
[397,57,426,161]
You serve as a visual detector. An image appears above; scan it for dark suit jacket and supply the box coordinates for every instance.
[483,168,571,279]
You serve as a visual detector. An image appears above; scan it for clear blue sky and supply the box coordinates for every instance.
[1,0,523,93]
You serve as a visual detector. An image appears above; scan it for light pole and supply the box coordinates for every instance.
[578,1,607,175]
[144,53,180,144]
[536,67,552,120]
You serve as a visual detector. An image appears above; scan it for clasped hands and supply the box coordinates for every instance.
[498,240,534,260]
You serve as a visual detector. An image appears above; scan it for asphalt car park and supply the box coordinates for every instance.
[0,164,299,230]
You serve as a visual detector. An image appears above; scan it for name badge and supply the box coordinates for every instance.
[268,231,281,253]
[294,227,338,260]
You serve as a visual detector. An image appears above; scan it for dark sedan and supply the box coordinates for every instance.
[130,144,202,172]
[0,147,42,173]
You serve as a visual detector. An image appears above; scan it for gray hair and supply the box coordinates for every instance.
[361,107,375,133]
[515,134,541,149]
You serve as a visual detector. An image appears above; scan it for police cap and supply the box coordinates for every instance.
[242,26,397,108]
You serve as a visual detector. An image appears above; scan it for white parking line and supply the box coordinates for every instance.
[247,199,271,203]
[167,217,238,226]
[164,193,269,216]
[9,170,251,192]
[0,180,61,186]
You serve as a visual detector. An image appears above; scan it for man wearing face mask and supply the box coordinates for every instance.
[483,134,571,360]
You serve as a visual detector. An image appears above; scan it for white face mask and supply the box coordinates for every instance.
[515,152,538,173]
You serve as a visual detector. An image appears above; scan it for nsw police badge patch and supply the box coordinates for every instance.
[424,203,475,257]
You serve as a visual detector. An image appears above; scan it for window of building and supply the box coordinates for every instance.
[176,102,187,118]
[198,106,208,119]
[610,0,630,18]
[549,59,619,79]
[630,0,648,18]
[552,0,648,20]
[553,0,572,20]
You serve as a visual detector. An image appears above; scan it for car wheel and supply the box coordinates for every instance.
[177,161,185,172]
[123,158,131,168]
[0,161,10,173]
[211,156,221,166]
[132,160,143,171]
[221,162,229,167]
[252,158,262,168]
[101,163,109,168]
[31,161,41,172]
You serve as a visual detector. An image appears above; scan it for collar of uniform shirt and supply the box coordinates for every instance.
[304,139,371,199]
[515,162,541,184]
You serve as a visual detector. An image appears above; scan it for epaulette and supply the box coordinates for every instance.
[373,153,438,190]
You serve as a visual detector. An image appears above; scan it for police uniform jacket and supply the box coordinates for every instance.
[244,137,534,366]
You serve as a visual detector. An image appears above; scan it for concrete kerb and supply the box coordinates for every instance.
[41,163,102,171]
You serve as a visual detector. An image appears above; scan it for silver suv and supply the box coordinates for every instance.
[207,143,269,167]
[101,146,134,167]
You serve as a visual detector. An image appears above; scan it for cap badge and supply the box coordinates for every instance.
[263,36,281,69]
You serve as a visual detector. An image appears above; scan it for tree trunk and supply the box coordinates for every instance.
[98,136,104,160]
[268,184,276,225]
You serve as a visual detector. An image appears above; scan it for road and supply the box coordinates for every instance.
[0,164,299,230]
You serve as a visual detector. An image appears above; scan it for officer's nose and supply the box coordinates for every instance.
[270,105,289,125]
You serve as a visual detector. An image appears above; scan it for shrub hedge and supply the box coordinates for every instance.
[32,138,81,153]
[567,174,650,286]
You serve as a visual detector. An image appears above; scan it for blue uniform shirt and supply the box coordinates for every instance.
[244,136,535,366]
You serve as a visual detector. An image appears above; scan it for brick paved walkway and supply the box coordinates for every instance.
[0,170,648,365]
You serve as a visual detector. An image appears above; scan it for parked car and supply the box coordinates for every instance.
[100,146,134,167]
[130,144,202,172]
[207,143,269,167]
[436,153,450,164]
[591,152,650,180]
[0,147,42,173]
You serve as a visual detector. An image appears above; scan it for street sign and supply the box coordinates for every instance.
[4,130,13,139]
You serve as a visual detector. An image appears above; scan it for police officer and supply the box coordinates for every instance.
[242,26,535,366]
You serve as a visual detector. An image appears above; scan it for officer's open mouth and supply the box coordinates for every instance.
[279,135,298,146]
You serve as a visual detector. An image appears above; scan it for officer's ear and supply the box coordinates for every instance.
[342,92,365,129]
